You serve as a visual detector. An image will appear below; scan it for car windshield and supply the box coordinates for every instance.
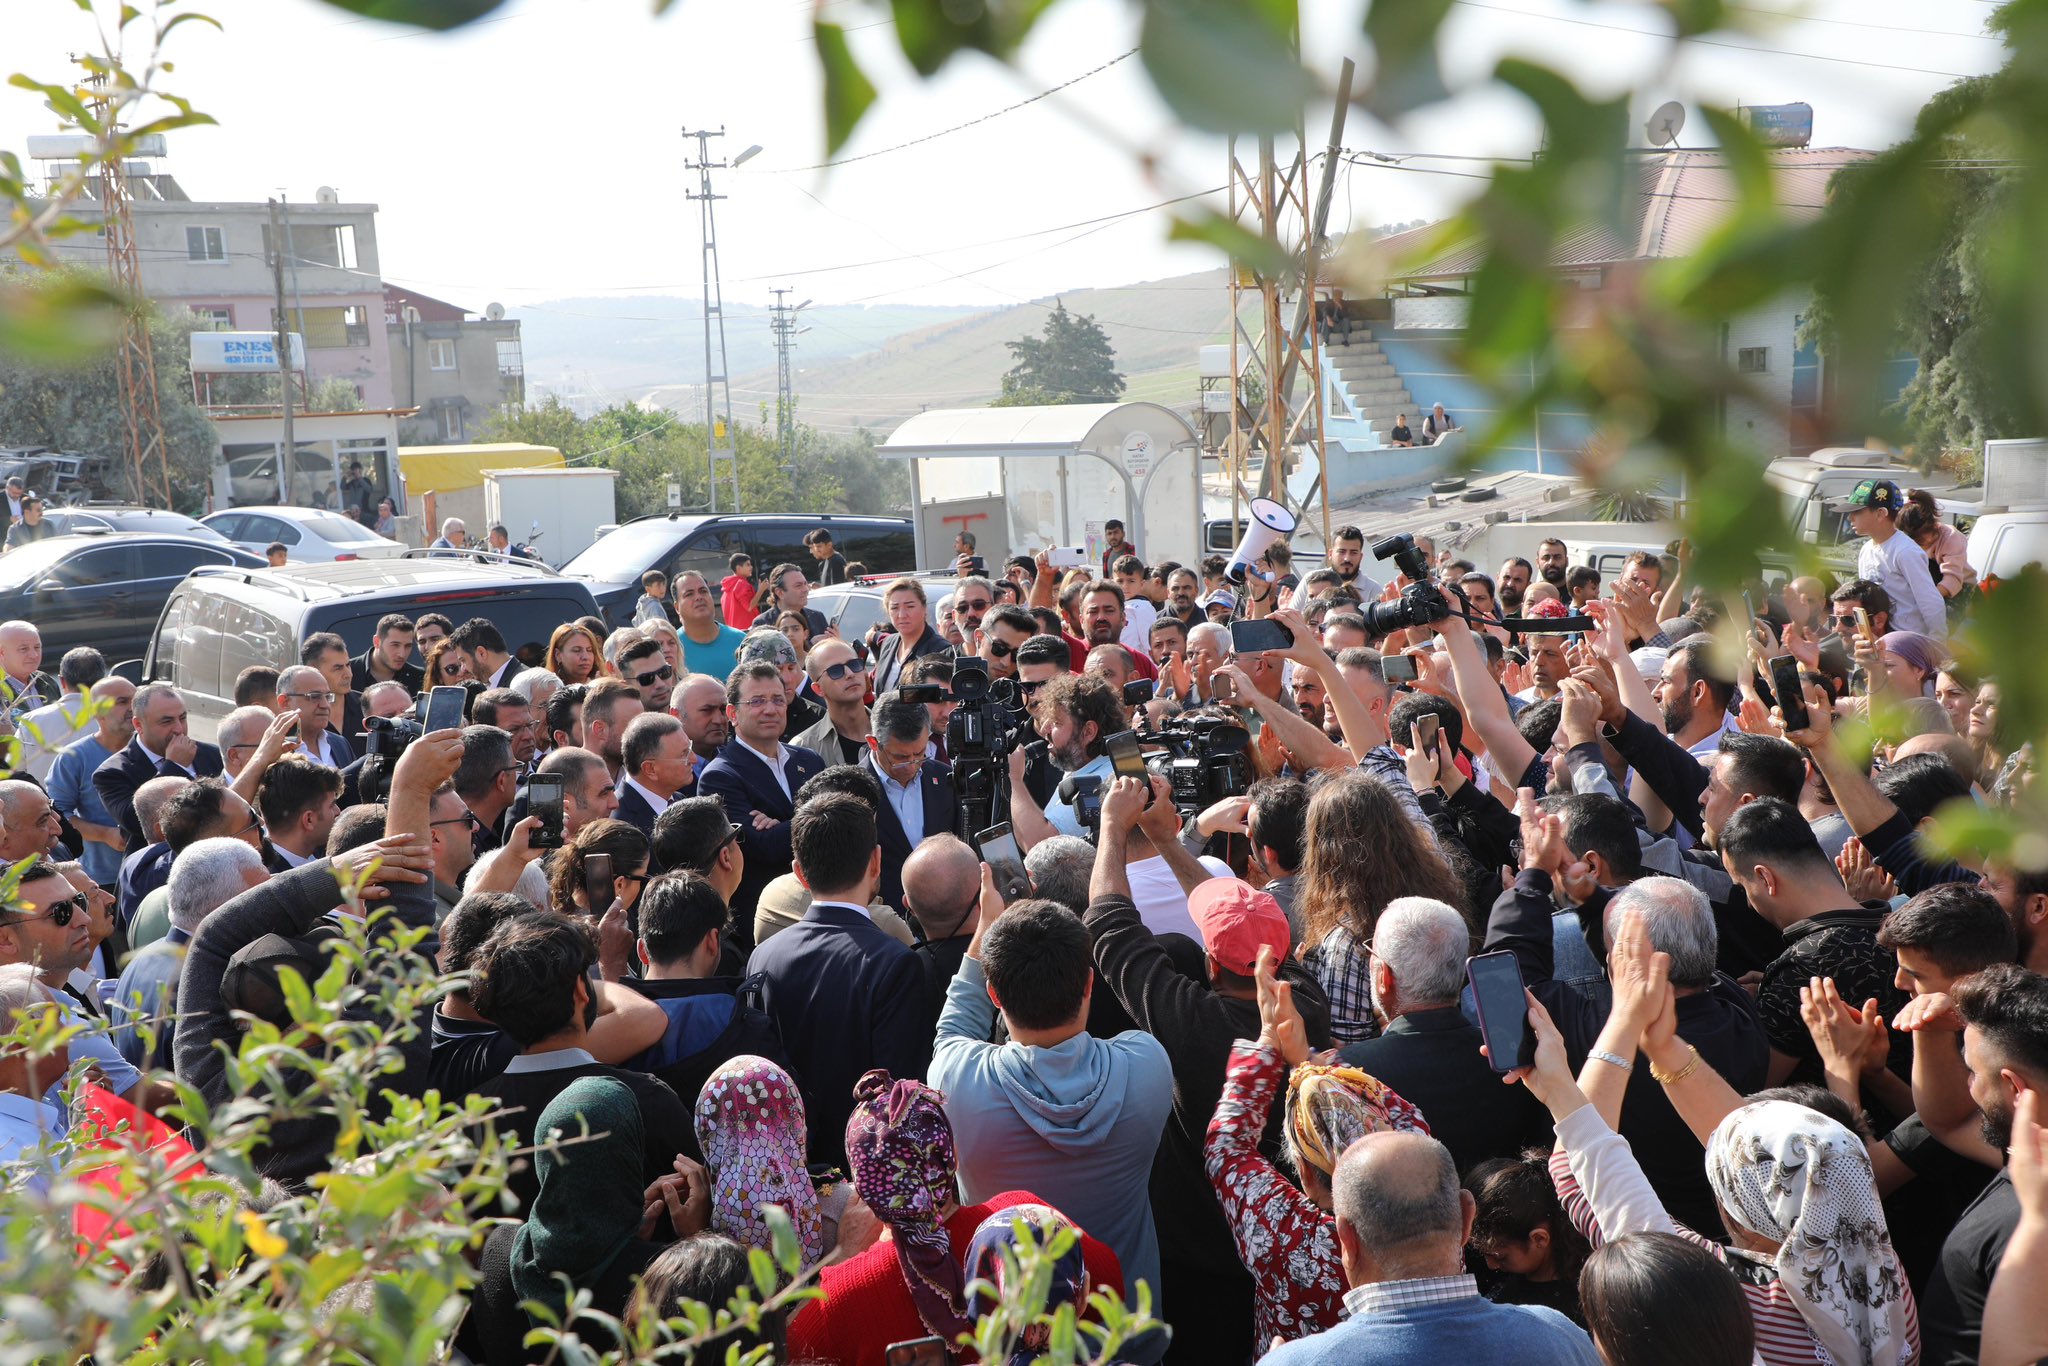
[300,515,383,543]
[0,537,85,590]
[560,519,697,582]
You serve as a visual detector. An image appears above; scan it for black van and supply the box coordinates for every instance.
[560,513,914,628]
[143,557,598,742]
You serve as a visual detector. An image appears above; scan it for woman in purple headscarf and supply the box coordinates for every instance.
[784,1070,1127,1365]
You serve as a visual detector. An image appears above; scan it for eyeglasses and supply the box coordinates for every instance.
[431,810,481,830]
[1018,679,1047,695]
[632,665,677,687]
[283,690,336,703]
[819,658,867,682]
[985,638,1015,659]
[227,810,265,841]
[11,894,85,929]
[737,696,785,710]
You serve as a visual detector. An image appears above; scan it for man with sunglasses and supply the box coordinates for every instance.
[792,639,872,767]
[975,604,1037,683]
[615,636,676,714]
[1,862,143,1104]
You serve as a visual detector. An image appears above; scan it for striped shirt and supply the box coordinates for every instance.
[1549,1103,1919,1366]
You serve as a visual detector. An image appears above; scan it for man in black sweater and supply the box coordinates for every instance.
[174,726,459,1187]
[470,909,695,1215]
[1084,774,1330,1366]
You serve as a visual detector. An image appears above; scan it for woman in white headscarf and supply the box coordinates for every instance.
[1512,912,1917,1366]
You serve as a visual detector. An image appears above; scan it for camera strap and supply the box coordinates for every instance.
[1487,613,1599,634]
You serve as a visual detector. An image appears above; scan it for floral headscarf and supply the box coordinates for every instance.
[845,1069,969,1341]
[693,1055,825,1266]
[1705,1100,1911,1366]
[965,1205,1091,1364]
[1284,1061,1430,1178]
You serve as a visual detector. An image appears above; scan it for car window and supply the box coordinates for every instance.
[216,593,296,699]
[301,515,381,543]
[666,527,744,594]
[839,527,916,575]
[205,514,246,542]
[51,545,136,588]
[134,543,234,582]
[744,522,813,576]
[816,589,885,643]
[561,519,702,582]
[162,590,223,699]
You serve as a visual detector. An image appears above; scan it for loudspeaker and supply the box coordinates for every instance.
[1223,498,1297,585]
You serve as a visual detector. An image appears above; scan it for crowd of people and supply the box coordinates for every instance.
[0,481,2043,1366]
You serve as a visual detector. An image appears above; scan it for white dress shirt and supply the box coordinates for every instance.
[867,752,927,843]
[621,775,673,819]
[737,737,793,802]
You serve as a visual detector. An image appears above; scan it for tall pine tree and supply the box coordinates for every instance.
[993,300,1126,405]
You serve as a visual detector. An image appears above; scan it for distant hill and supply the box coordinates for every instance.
[514,296,984,402]
[713,268,1256,434]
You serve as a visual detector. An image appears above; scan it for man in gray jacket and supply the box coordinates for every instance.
[929,876,1174,1305]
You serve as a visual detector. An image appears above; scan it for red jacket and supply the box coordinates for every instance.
[720,574,757,629]
[784,1189,1123,1365]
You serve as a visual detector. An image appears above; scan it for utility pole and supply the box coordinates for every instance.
[768,287,810,473]
[268,198,295,507]
[683,127,758,514]
[84,69,171,508]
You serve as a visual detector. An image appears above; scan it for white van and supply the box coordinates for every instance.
[1940,438,2048,592]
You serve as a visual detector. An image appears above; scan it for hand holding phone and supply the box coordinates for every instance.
[1767,655,1809,733]
[1047,547,1088,570]
[1412,712,1441,757]
[424,685,467,733]
[582,852,615,914]
[1468,950,1534,1073]
[1105,730,1149,781]
[526,775,565,851]
[975,824,1032,903]
[1229,618,1293,656]
[1379,653,1420,685]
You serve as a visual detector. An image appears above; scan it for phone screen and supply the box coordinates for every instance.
[1413,712,1441,755]
[1228,618,1293,655]
[1379,653,1420,684]
[582,852,615,912]
[1853,606,1873,640]
[1467,950,1533,1074]
[1768,655,1811,732]
[975,823,1031,903]
[885,1338,949,1366]
[1105,730,1148,781]
[1209,672,1237,704]
[527,776,565,851]
[425,685,467,733]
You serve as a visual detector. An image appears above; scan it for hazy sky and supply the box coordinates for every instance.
[6,0,2010,319]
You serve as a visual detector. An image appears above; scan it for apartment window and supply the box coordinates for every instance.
[1737,347,1770,374]
[293,305,370,349]
[428,339,458,371]
[439,406,464,441]
[189,305,234,331]
[495,338,523,376]
[186,225,226,262]
[262,222,359,271]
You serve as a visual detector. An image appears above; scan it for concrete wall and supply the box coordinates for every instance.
[386,316,523,441]
[1721,290,1807,461]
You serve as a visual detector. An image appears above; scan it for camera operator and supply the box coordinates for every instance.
[900,656,959,760]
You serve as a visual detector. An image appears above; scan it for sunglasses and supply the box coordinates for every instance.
[985,638,1015,659]
[956,599,991,614]
[431,810,481,831]
[632,664,677,687]
[12,893,85,929]
[819,658,867,682]
[1018,680,1047,695]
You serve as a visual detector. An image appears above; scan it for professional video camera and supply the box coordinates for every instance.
[357,714,423,805]
[901,655,1030,839]
[1360,532,1462,636]
[1138,714,1253,816]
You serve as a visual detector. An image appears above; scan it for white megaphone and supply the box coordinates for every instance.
[1223,497,1297,585]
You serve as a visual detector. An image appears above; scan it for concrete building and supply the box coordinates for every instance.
[47,173,395,407]
[383,285,525,442]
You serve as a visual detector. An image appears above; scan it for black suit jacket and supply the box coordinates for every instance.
[1340,1007,1552,1175]
[870,628,954,696]
[94,736,225,851]
[698,739,827,925]
[615,781,662,840]
[746,901,930,1166]
[872,757,955,912]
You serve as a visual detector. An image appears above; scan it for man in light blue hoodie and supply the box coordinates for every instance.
[929,877,1174,1307]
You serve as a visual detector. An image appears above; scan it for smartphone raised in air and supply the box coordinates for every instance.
[424,685,467,733]
[582,852,615,913]
[974,823,1032,904]
[1767,655,1810,733]
[526,774,565,851]
[1467,950,1534,1074]
[1229,618,1293,655]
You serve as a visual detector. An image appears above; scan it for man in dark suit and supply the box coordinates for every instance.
[276,665,355,770]
[869,577,954,695]
[864,693,955,913]
[747,789,928,1166]
[697,662,827,925]
[1339,896,1549,1174]
[93,683,224,851]
[616,712,695,840]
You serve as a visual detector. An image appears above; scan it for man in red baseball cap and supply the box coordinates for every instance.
[1186,878,1291,978]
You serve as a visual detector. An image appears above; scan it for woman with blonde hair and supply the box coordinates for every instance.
[545,621,601,687]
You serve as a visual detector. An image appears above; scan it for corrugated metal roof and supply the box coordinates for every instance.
[1380,147,1872,280]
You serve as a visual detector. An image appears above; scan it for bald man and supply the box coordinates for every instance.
[0,620,56,712]
[0,780,60,864]
[901,834,982,1023]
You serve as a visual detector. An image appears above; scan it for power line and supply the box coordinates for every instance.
[777,48,1138,172]
[1723,2,1998,38]
[1447,0,1982,77]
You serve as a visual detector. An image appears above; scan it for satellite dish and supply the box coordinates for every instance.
[315,185,339,204]
[1645,101,1686,148]
[485,302,506,321]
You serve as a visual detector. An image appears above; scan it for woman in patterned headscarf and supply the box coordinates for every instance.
[784,1070,1127,1366]
[693,1055,828,1267]
[1205,947,1430,1352]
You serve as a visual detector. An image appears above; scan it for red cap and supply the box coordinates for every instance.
[1187,879,1291,976]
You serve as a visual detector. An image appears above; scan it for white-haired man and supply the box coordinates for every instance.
[109,837,266,1070]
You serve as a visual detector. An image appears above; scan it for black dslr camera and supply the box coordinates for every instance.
[357,714,423,805]
[1141,715,1253,816]
[1361,532,1461,635]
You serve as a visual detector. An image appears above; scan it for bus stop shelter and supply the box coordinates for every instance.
[880,402,1204,571]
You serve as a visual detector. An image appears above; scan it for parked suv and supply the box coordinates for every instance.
[561,513,914,628]
[143,556,599,742]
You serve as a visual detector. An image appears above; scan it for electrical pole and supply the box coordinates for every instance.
[768,287,808,473]
[268,198,295,507]
[85,70,171,508]
[683,127,757,514]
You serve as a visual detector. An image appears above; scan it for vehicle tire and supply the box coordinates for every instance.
[1459,487,1498,503]
[1431,477,1467,493]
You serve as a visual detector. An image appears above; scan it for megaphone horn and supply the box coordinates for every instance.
[1224,498,1297,585]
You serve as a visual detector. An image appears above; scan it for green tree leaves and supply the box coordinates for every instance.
[993,300,1127,406]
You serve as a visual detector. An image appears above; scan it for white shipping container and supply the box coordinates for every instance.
[484,467,619,567]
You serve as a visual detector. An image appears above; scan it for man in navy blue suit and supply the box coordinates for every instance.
[746,789,929,1166]
[93,683,224,851]
[615,712,695,840]
[864,693,955,914]
[697,661,826,934]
